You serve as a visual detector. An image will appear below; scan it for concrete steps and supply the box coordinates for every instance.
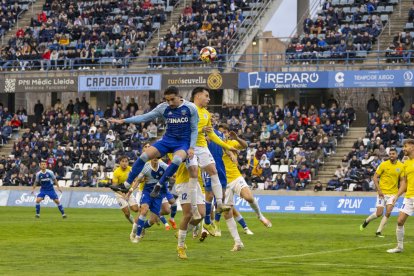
[309,127,366,188]
[128,1,186,71]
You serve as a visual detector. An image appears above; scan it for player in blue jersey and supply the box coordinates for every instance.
[126,157,169,243]
[201,125,228,236]
[31,160,66,218]
[109,86,199,198]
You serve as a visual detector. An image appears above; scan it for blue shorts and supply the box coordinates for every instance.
[37,190,58,200]
[140,190,166,216]
[203,166,227,192]
[153,136,189,157]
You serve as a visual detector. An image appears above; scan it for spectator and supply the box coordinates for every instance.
[367,95,380,121]
[392,93,405,115]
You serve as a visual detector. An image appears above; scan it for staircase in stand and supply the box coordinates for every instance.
[313,127,366,187]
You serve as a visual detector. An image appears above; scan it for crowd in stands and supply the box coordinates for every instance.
[286,0,398,64]
[148,0,257,68]
[326,93,409,191]
[0,94,356,191]
[386,2,414,63]
[0,0,176,71]
[0,0,31,38]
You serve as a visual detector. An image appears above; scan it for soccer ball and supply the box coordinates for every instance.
[199,46,217,63]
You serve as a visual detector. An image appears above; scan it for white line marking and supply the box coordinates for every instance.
[250,242,408,261]
[260,261,414,271]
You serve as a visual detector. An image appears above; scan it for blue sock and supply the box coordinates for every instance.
[36,203,40,215]
[215,212,222,222]
[170,204,177,219]
[144,220,153,229]
[136,216,146,236]
[57,204,65,215]
[127,158,146,184]
[236,215,247,228]
[159,216,167,225]
[205,201,212,224]
[158,163,179,190]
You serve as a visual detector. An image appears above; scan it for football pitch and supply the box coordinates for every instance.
[1,207,413,275]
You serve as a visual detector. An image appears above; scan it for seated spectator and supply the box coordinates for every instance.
[314,180,323,192]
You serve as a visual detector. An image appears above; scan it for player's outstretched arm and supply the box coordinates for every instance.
[109,104,165,125]
[229,131,248,149]
[207,130,235,151]
[126,174,144,198]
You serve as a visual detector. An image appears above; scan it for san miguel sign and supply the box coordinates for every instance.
[0,76,77,93]
[162,72,238,90]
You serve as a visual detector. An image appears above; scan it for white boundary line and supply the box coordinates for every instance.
[259,261,414,271]
[250,242,409,262]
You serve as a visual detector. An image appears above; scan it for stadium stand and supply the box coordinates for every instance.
[1,0,177,71]
[326,93,408,191]
[146,0,260,68]
[0,97,356,191]
[286,0,399,64]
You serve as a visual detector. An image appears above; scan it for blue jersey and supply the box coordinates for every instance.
[140,161,168,192]
[124,100,199,148]
[35,169,56,191]
[207,129,227,187]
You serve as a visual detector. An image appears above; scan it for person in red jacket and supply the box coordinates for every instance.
[16,28,24,38]
[183,4,192,16]
[296,164,311,190]
[38,11,47,23]
[40,49,51,70]
[10,115,22,129]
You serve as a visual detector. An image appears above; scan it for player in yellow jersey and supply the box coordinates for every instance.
[173,156,205,259]
[188,87,235,223]
[360,148,403,237]
[111,156,139,224]
[388,139,414,253]
[218,123,272,229]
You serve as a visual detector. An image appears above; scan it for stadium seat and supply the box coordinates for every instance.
[107,172,114,180]
[380,14,389,22]
[58,180,66,187]
[271,165,279,173]
[92,163,99,170]
[347,183,357,192]
[63,172,72,180]
[257,183,265,190]
[82,163,92,170]
[362,138,370,146]
[279,165,289,173]
[65,180,73,187]
[272,173,278,181]
[74,163,83,170]
[0,179,3,186]
[293,147,300,155]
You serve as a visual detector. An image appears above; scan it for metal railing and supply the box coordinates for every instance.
[1,50,413,74]
[226,0,276,58]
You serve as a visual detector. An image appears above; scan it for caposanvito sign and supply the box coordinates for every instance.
[0,76,77,93]
[162,73,238,90]
[78,74,161,91]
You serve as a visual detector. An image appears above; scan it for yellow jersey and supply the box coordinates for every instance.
[168,154,204,193]
[222,139,245,183]
[112,166,132,185]
[196,106,211,147]
[403,158,414,198]
[375,160,403,195]
[175,162,190,185]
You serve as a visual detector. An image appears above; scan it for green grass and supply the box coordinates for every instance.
[1,207,414,275]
